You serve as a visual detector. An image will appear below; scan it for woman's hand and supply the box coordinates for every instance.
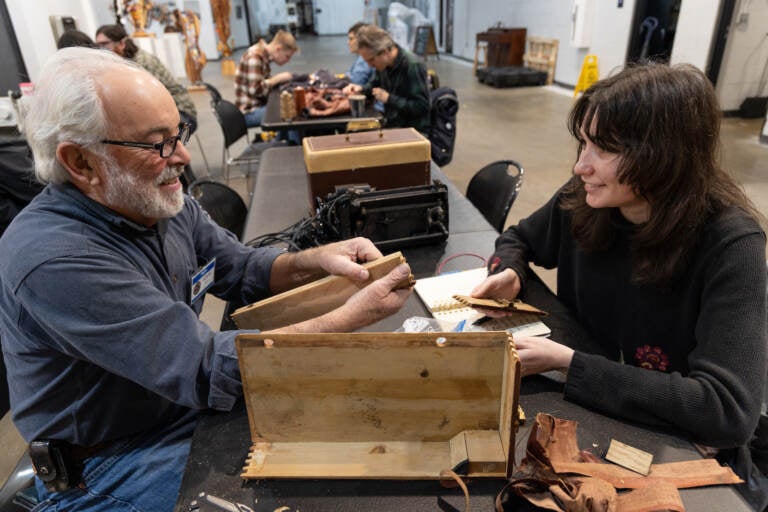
[469,268,522,317]
[514,336,574,377]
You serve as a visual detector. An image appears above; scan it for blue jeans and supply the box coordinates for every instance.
[31,413,197,512]
[243,106,265,128]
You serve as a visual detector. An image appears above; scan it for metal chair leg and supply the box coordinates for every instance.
[193,133,210,175]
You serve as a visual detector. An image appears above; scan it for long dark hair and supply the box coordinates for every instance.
[96,24,139,58]
[561,62,759,285]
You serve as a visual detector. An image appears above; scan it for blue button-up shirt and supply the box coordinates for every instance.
[0,183,282,445]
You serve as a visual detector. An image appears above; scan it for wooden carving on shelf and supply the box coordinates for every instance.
[180,10,207,85]
[123,0,153,37]
[211,0,236,76]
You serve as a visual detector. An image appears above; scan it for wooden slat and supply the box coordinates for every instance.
[232,252,409,330]
[464,430,506,476]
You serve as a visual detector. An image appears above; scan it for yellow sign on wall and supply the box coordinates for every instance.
[574,54,599,97]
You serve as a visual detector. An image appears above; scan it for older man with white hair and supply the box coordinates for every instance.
[0,47,410,511]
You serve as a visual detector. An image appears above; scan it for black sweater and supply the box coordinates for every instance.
[491,187,767,448]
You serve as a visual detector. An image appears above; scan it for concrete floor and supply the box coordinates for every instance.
[1,34,766,488]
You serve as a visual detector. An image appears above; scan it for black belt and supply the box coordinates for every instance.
[29,439,112,492]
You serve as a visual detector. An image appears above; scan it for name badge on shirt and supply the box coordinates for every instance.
[191,258,216,303]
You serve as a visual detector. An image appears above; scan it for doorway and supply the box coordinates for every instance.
[625,0,681,63]
[0,0,29,94]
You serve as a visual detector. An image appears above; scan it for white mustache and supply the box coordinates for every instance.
[156,165,184,185]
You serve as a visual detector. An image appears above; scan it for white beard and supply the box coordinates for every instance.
[102,156,185,220]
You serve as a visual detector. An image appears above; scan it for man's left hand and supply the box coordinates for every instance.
[372,87,389,104]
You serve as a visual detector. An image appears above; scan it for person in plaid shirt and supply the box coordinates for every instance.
[234,30,298,128]
[342,25,430,135]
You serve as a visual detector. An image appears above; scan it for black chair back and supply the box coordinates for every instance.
[466,160,524,233]
[202,82,223,106]
[213,100,249,150]
[188,179,248,239]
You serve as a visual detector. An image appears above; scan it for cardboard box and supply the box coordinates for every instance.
[303,128,431,205]
[236,331,522,479]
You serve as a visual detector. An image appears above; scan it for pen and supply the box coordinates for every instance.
[453,319,467,332]
[472,316,492,326]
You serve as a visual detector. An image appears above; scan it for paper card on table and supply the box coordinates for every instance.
[604,439,654,475]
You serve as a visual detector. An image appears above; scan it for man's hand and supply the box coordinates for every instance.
[271,71,294,86]
[269,262,412,334]
[343,83,363,96]
[337,262,412,330]
[514,336,574,377]
[270,238,383,293]
[371,87,389,103]
[309,237,383,281]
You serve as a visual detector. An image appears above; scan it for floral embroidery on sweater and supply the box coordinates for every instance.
[634,345,670,371]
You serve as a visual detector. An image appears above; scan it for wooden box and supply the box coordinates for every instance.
[302,128,431,205]
[236,331,522,479]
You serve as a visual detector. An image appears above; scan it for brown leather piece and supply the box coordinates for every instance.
[500,413,741,512]
[303,87,350,117]
[531,414,743,489]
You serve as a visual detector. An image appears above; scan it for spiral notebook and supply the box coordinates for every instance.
[414,267,551,337]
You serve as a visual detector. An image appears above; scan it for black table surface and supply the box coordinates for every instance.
[174,147,751,511]
[261,89,381,134]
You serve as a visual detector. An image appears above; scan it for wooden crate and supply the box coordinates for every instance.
[236,331,521,479]
[523,36,559,85]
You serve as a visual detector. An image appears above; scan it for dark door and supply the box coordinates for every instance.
[625,0,681,63]
[707,0,736,86]
[0,0,29,94]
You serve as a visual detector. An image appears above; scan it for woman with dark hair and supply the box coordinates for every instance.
[95,24,197,134]
[56,29,96,49]
[472,62,767,507]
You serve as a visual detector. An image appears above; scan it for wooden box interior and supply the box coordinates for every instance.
[236,331,521,479]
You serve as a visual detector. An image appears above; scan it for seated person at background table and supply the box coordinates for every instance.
[0,47,411,512]
[346,21,374,85]
[235,29,298,128]
[471,62,768,509]
[95,24,198,135]
[56,29,96,49]
[342,25,430,135]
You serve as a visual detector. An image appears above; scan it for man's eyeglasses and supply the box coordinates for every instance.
[101,123,191,159]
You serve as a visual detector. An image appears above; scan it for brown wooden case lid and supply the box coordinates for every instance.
[303,128,431,173]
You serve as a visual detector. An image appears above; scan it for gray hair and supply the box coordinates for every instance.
[23,47,139,184]
[355,25,395,54]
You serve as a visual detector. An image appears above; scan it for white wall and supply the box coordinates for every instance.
[669,0,720,70]
[230,0,251,48]
[714,0,768,111]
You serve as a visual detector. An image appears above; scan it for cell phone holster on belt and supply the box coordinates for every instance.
[29,440,81,492]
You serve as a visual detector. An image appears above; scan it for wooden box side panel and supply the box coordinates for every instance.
[232,252,404,331]
[236,332,510,444]
[500,342,521,478]
[307,161,430,204]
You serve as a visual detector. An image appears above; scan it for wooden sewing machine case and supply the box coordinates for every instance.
[302,127,431,206]
[235,331,522,480]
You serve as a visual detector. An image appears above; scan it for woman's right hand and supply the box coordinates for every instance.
[470,269,522,317]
